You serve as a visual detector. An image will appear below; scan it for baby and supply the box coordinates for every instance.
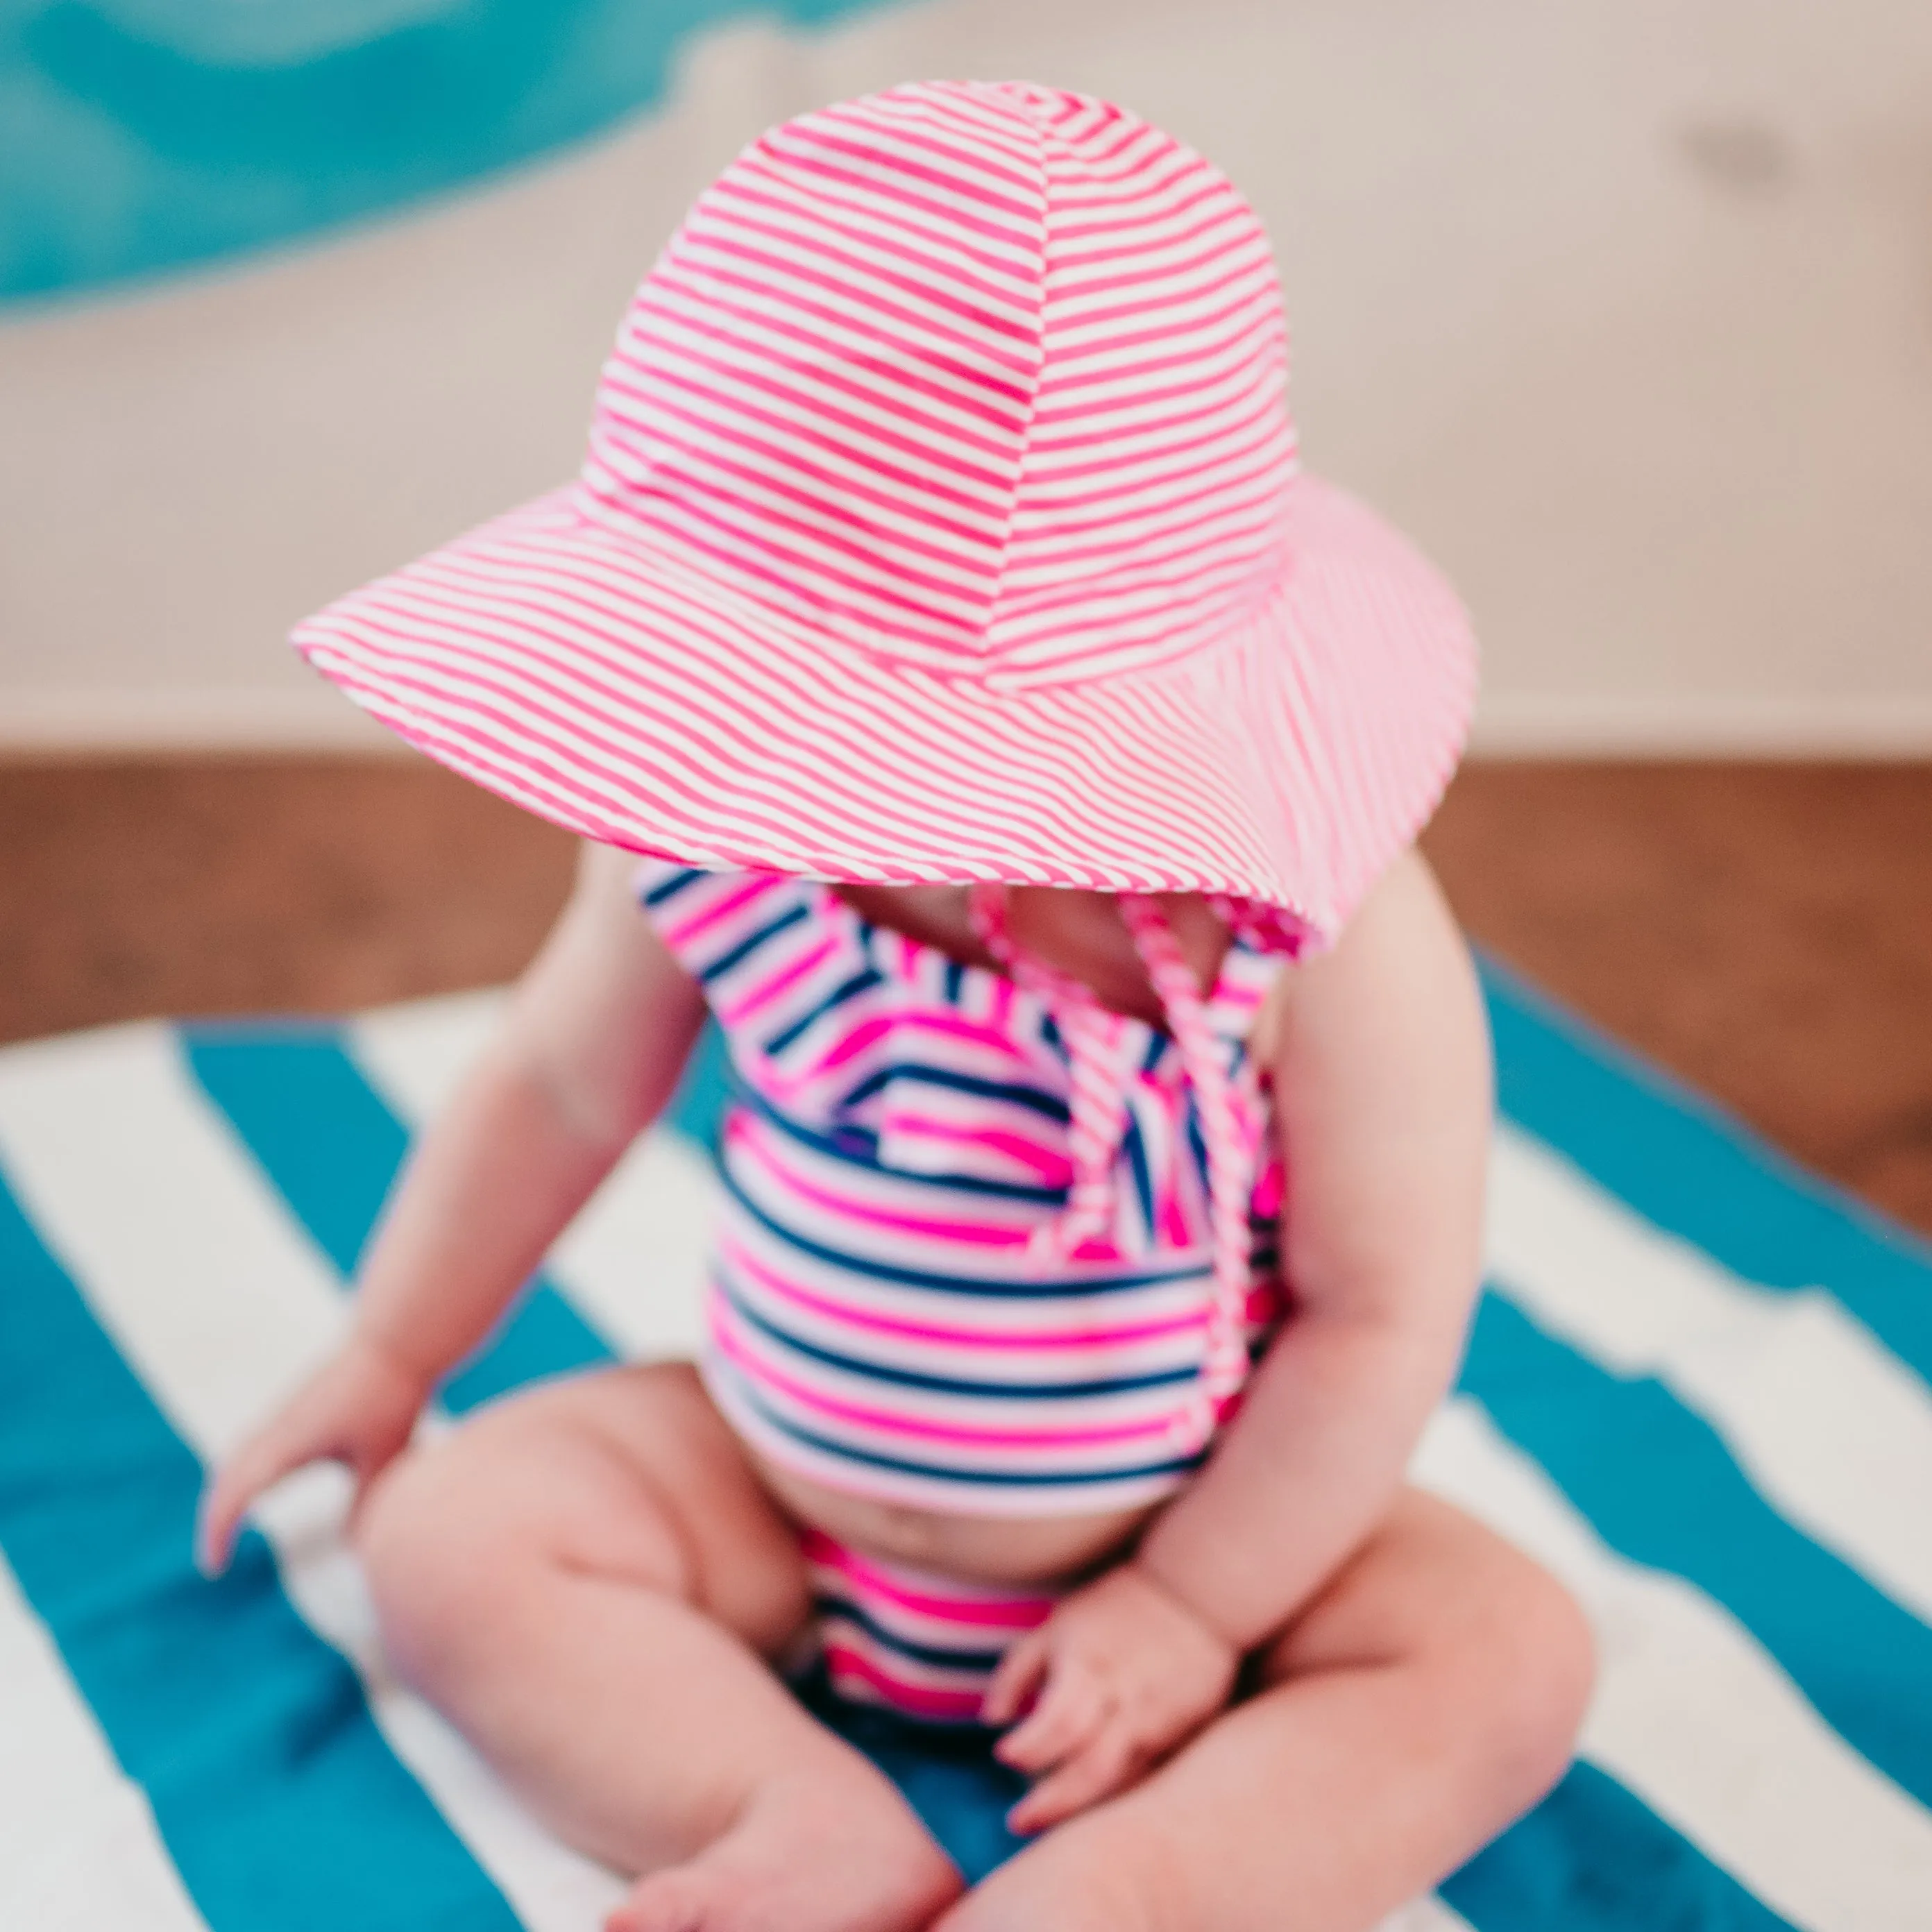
[197,81,1592,1932]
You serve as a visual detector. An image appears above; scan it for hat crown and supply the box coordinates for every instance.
[581,81,1296,690]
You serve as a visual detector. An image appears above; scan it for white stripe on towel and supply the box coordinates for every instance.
[0,1551,207,1932]
[1371,1901,1475,1932]
[1486,1122,1932,1629]
[350,992,714,1358]
[0,1027,627,1932]
[1417,1398,1932,1932]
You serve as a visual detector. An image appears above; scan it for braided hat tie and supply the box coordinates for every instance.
[969,886,1262,1448]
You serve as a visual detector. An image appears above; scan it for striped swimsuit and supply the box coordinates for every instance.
[639,860,1290,1720]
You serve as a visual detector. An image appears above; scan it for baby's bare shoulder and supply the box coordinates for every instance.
[1264,848,1471,1035]
[1262,845,1489,1158]
[499,840,708,1147]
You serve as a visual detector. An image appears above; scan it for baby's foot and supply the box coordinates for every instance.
[605,1761,960,1932]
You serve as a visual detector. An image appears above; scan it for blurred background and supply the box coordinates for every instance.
[3,0,1930,1229]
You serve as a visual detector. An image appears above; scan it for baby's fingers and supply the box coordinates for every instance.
[995,1665,1107,1774]
[195,1431,310,1577]
[981,1627,1051,1728]
[195,1462,258,1579]
[1007,1725,1137,1834]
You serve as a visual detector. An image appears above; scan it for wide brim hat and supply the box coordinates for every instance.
[294,81,1476,950]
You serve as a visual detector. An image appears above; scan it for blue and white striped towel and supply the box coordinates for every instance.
[1,960,1928,1930]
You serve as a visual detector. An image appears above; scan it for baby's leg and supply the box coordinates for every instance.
[355,1362,960,1932]
[940,1489,1593,1932]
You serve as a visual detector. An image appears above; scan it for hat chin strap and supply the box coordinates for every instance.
[967,886,1260,1450]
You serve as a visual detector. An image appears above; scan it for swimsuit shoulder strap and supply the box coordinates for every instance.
[635,861,820,985]
[636,861,891,1095]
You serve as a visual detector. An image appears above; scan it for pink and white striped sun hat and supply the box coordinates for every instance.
[294,80,1475,948]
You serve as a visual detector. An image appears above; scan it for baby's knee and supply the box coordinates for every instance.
[1463,1555,1596,1812]
[354,1443,536,1695]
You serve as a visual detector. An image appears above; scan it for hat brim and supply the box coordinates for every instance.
[293,471,1475,948]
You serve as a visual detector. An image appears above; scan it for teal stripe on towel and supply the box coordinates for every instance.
[0,1157,523,1932]
[180,1022,613,1410]
[1464,1291,1932,1806]
[1444,1761,1798,1932]
[1483,960,1932,1380]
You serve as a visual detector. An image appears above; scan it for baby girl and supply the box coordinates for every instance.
[197,80,1592,1932]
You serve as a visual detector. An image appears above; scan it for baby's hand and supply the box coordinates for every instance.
[982,1562,1239,1832]
[196,1330,430,1578]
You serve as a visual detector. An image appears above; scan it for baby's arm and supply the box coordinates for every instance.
[1133,845,1491,1638]
[985,848,1491,1825]
[196,841,706,1573]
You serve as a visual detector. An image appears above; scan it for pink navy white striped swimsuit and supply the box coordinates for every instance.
[639,858,1294,1721]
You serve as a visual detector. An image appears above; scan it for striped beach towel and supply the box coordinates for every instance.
[1,960,1928,1929]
